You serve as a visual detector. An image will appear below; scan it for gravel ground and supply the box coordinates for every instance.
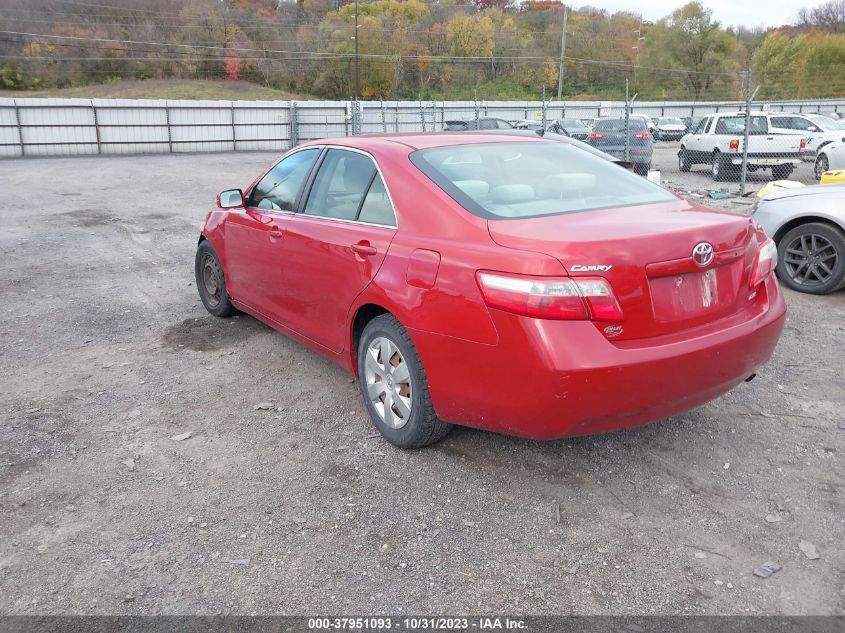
[0,150,843,616]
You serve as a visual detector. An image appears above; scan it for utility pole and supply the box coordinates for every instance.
[556,4,568,101]
[354,0,360,100]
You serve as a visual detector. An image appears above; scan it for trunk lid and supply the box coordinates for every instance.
[487,199,761,340]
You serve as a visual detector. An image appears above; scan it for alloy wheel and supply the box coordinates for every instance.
[364,336,413,429]
[783,233,839,287]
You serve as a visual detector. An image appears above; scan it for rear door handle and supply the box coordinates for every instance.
[352,243,377,256]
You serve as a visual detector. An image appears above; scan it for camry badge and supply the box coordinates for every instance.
[692,242,714,267]
[571,264,612,272]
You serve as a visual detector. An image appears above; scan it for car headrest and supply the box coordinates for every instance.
[489,184,535,204]
[536,173,597,198]
[454,180,490,201]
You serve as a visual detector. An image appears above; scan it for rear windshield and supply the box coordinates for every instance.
[409,141,676,220]
[594,118,647,132]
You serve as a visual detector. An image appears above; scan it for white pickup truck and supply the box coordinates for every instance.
[678,112,806,181]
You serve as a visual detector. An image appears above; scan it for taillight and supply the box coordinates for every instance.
[590,132,604,140]
[749,239,777,289]
[633,131,649,140]
[476,272,623,322]
[729,139,740,151]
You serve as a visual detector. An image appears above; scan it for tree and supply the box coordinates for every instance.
[640,2,739,100]
[797,0,845,33]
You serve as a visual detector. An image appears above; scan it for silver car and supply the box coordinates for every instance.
[752,184,845,294]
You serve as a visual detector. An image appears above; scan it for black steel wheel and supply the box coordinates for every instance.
[195,240,239,317]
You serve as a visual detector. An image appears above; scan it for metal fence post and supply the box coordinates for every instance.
[231,103,237,152]
[739,74,760,197]
[91,100,101,154]
[13,99,24,157]
[289,101,298,148]
[418,100,426,133]
[380,99,387,133]
[164,104,173,153]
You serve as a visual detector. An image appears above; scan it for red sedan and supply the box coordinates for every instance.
[195,133,786,448]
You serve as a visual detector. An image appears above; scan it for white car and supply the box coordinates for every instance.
[652,117,687,141]
[769,113,845,158]
[679,111,805,181]
[815,140,845,180]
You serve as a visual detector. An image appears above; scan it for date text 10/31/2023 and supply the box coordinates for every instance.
[307,617,527,630]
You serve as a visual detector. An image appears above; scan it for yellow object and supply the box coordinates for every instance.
[756,180,805,198]
[820,170,845,184]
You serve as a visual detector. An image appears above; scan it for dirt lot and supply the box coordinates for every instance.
[0,150,843,616]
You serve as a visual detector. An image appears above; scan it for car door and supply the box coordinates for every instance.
[280,148,398,352]
[224,147,321,319]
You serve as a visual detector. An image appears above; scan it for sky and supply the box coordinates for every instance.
[580,0,801,29]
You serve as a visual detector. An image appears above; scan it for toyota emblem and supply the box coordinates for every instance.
[692,242,714,267]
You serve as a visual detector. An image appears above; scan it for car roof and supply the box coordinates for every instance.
[298,132,551,151]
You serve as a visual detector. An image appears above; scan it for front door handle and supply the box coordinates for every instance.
[351,242,377,256]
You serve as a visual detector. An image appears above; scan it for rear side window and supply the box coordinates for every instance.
[304,149,376,221]
[249,148,320,211]
[410,141,676,220]
[714,116,768,135]
[357,174,396,226]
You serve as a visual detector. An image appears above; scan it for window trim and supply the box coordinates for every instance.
[245,145,324,214]
[295,145,399,229]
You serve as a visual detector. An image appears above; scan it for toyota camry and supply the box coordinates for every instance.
[195,133,786,448]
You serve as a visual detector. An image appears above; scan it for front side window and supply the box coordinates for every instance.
[410,141,676,221]
[249,148,320,212]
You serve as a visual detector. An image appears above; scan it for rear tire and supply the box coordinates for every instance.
[815,153,829,181]
[357,314,452,448]
[195,241,238,317]
[772,164,794,180]
[679,147,692,172]
[776,222,845,295]
[711,152,729,181]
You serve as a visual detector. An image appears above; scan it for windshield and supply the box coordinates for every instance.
[658,117,683,125]
[559,118,587,128]
[409,141,676,220]
[809,115,844,130]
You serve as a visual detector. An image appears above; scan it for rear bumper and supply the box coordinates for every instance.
[411,277,786,440]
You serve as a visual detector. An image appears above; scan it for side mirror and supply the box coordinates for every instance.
[217,189,244,209]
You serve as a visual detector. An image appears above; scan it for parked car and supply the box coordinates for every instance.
[512,119,544,131]
[814,140,845,180]
[587,117,654,175]
[753,184,845,294]
[652,117,688,141]
[443,117,513,131]
[678,112,805,181]
[818,111,843,120]
[628,113,656,134]
[768,112,845,158]
[546,117,591,141]
[195,133,785,447]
